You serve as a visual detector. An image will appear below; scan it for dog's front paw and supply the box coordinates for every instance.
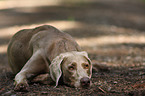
[14,82,29,91]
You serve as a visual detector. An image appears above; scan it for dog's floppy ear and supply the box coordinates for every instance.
[49,53,70,87]
[49,55,63,87]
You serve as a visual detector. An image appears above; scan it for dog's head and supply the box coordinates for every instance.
[49,51,92,88]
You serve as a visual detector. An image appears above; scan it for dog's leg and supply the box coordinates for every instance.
[31,73,53,84]
[14,49,49,91]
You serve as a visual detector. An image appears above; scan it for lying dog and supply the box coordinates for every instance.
[7,25,92,91]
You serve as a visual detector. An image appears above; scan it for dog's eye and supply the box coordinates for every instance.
[68,66,75,70]
[83,63,89,69]
[68,62,77,71]
[68,63,76,70]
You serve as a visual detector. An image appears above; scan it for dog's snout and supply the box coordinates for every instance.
[80,77,90,88]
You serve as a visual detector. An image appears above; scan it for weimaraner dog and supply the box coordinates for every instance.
[7,25,93,91]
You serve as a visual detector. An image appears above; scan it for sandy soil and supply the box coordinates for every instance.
[0,0,145,95]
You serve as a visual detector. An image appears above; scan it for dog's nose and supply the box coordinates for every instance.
[80,77,90,88]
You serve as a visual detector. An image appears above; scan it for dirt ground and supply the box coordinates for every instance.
[0,0,145,95]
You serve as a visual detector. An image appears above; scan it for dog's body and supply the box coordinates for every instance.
[7,25,92,91]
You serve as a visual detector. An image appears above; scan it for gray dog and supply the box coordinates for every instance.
[7,25,93,91]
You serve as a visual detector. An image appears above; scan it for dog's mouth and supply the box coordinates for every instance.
[80,77,91,88]
[60,80,91,88]
[70,78,91,88]
[59,75,91,88]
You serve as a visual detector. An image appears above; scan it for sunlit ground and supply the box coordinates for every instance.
[0,20,145,53]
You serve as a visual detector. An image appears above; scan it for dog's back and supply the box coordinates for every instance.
[7,25,81,74]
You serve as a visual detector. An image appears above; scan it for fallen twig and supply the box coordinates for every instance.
[98,87,107,93]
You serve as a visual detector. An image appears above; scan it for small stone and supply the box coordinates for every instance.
[113,81,118,84]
